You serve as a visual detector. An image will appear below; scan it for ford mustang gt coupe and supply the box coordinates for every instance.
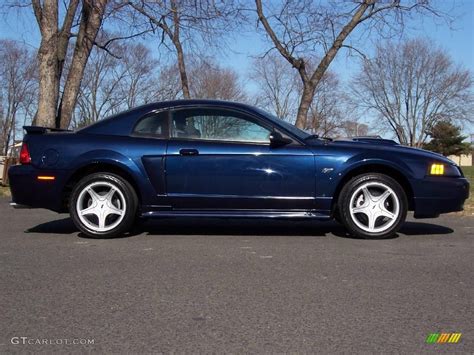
[9,100,469,239]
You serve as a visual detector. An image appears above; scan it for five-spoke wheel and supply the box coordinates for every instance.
[76,182,126,232]
[338,173,407,239]
[70,173,138,238]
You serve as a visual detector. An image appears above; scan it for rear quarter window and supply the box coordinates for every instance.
[132,111,169,138]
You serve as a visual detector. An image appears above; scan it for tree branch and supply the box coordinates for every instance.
[100,29,155,48]
[126,1,173,39]
[31,0,43,30]
[255,0,303,71]
[341,44,367,60]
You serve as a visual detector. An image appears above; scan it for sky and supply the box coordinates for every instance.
[1,0,473,137]
[225,0,474,95]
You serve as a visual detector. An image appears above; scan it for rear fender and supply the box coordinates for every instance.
[66,150,154,205]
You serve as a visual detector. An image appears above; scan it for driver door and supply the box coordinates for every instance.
[165,107,316,210]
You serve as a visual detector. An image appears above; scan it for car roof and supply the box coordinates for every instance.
[117,99,261,116]
[78,100,270,136]
[153,99,257,110]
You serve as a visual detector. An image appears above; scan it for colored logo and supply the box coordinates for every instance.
[426,333,462,344]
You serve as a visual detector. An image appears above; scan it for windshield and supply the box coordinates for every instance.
[253,108,311,140]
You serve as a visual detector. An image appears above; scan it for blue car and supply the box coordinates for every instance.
[8,100,469,239]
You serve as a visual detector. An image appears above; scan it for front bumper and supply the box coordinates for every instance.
[8,164,68,212]
[412,176,470,218]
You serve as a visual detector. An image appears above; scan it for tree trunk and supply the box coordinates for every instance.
[175,41,190,99]
[256,0,370,129]
[57,0,80,82]
[295,83,315,129]
[126,0,191,99]
[171,0,190,99]
[5,110,16,156]
[3,127,9,156]
[57,0,107,129]
[295,2,370,129]
[32,0,79,128]
[34,0,59,128]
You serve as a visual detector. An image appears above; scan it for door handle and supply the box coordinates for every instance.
[179,148,199,156]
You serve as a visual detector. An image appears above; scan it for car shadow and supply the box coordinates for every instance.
[142,219,342,237]
[25,217,454,240]
[26,217,77,234]
[399,221,454,236]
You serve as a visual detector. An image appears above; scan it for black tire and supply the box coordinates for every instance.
[69,173,138,238]
[338,173,407,239]
[333,209,343,224]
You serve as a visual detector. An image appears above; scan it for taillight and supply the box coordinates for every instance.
[20,142,31,164]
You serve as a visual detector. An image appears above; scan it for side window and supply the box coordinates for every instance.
[132,111,168,138]
[171,108,271,143]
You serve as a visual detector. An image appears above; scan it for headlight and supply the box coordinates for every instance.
[428,163,461,177]
[430,163,444,175]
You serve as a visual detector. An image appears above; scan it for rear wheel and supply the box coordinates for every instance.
[69,173,138,238]
[338,173,407,239]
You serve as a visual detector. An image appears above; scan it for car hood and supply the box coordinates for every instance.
[322,138,456,165]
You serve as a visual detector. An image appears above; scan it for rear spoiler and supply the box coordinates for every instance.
[23,126,73,134]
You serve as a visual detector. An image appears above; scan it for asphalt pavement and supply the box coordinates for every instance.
[0,197,473,353]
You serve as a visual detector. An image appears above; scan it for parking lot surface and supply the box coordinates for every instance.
[0,197,472,353]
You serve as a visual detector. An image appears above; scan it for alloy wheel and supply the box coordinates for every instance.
[348,181,400,234]
[76,181,127,233]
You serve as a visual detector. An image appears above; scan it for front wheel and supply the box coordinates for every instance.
[69,173,138,238]
[338,173,407,239]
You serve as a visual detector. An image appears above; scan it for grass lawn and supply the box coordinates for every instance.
[460,166,473,214]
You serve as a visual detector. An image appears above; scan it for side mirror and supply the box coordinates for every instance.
[269,131,292,147]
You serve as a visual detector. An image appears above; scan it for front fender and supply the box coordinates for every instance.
[340,155,414,180]
[314,151,415,213]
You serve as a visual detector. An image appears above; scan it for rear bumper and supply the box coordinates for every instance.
[412,176,470,218]
[8,164,67,212]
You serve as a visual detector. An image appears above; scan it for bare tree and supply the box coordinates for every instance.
[189,59,247,102]
[254,0,450,130]
[340,121,369,138]
[0,40,38,155]
[125,0,236,99]
[151,59,247,102]
[352,39,473,147]
[74,40,126,127]
[154,65,183,101]
[57,0,108,128]
[252,54,346,137]
[29,0,78,128]
[24,0,107,128]
[117,43,160,109]
[251,53,299,119]
[74,38,160,128]
[305,72,345,137]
